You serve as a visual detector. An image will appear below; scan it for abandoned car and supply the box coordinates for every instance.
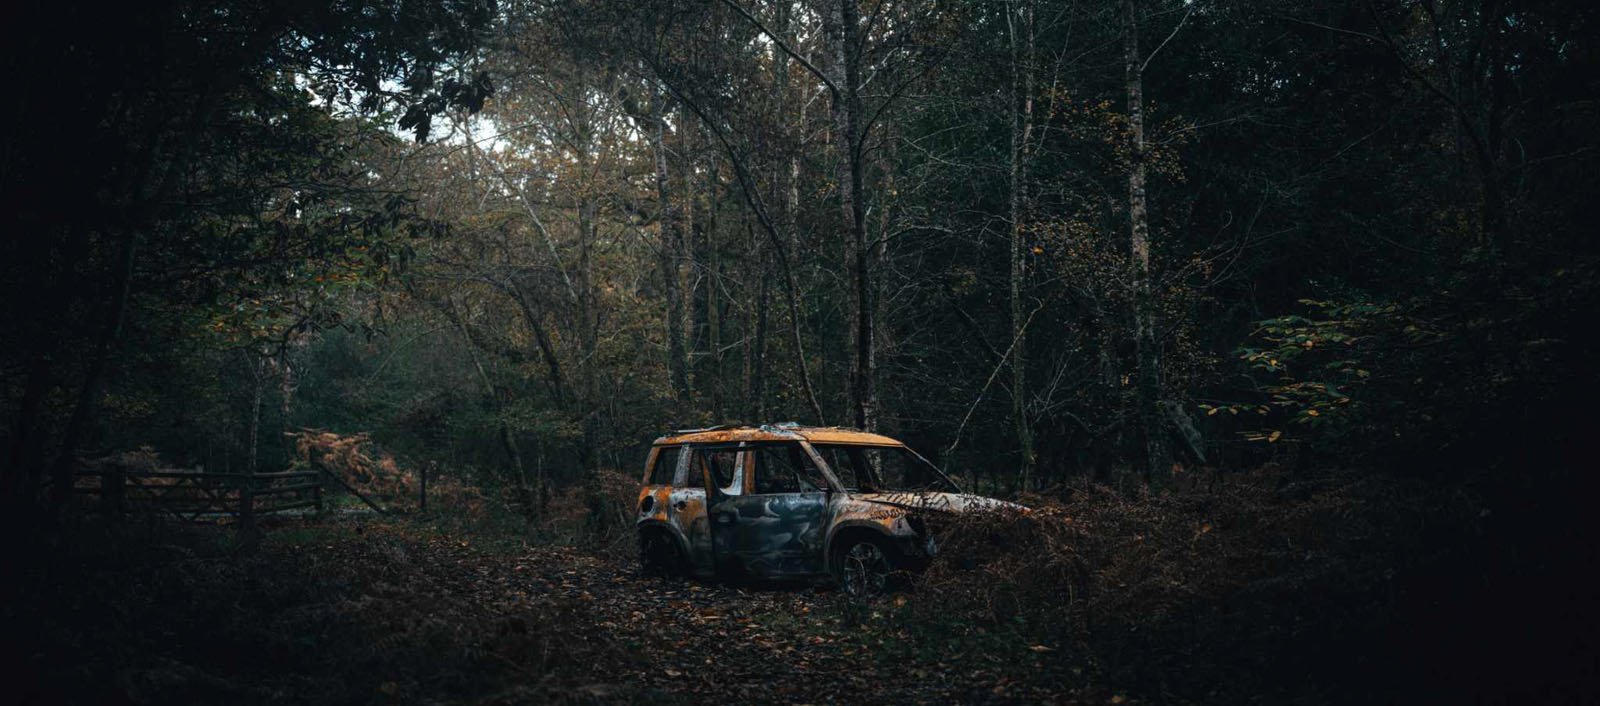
[634,423,1024,595]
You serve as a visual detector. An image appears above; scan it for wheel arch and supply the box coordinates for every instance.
[636,519,691,557]
[825,522,898,575]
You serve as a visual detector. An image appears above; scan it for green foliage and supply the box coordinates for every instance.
[1236,299,1387,443]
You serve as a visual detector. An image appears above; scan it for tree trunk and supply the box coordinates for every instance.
[278,351,296,468]
[824,0,876,431]
[241,350,264,540]
[750,221,770,422]
[1009,0,1038,492]
[577,186,600,471]
[1479,0,1511,255]
[681,120,701,403]
[705,146,725,419]
[770,9,825,426]
[506,281,568,406]
[653,84,690,402]
[247,352,263,477]
[1125,0,1170,489]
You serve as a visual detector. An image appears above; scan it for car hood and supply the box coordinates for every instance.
[851,491,1026,515]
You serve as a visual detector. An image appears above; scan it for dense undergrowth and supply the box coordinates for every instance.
[906,465,1597,703]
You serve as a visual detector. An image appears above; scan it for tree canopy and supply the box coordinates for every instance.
[3,0,1598,510]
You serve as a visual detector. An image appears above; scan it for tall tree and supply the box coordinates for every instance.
[1008,0,1039,490]
[818,0,877,429]
[1125,0,1170,487]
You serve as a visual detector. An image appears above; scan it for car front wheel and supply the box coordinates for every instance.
[834,537,895,598]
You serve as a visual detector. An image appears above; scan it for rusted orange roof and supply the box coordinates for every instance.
[654,424,903,447]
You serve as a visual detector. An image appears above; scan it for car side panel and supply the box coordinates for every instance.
[709,491,830,576]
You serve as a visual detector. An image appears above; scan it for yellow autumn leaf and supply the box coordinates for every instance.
[1268,430,1282,442]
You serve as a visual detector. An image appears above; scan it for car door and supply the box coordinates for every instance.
[700,441,833,577]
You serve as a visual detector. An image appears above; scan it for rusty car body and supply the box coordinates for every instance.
[634,423,1024,595]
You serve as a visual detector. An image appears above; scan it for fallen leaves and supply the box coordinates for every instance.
[18,517,1103,706]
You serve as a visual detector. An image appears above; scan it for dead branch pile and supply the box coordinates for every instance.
[288,430,486,518]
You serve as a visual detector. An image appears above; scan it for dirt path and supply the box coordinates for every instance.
[377,530,1086,704]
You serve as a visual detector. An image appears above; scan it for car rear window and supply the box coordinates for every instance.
[647,446,681,485]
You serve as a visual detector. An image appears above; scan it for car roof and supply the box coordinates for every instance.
[653,423,904,447]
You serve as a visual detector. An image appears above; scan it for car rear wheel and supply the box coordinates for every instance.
[835,537,895,598]
[639,530,684,577]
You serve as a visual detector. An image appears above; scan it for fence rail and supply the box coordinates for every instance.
[73,467,323,522]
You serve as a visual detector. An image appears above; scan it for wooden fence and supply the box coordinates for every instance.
[73,467,323,522]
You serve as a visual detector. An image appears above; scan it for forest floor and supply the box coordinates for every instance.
[6,516,1119,705]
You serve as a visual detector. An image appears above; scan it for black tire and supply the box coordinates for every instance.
[638,529,684,577]
[833,535,897,598]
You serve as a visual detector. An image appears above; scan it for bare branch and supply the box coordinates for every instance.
[718,0,841,99]
[1140,4,1193,74]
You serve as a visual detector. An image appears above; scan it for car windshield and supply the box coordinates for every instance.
[811,444,960,493]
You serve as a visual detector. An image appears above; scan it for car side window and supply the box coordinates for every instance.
[753,443,830,494]
[752,444,799,494]
[793,447,831,492]
[647,446,681,485]
[813,445,868,491]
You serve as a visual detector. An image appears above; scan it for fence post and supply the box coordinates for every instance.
[314,478,324,516]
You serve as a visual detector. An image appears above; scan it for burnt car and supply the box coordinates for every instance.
[634,423,1024,596]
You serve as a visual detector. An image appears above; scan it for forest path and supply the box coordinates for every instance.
[11,517,1098,705]
[300,520,1092,704]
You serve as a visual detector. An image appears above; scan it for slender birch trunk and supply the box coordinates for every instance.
[1125,0,1169,488]
[1009,0,1038,492]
